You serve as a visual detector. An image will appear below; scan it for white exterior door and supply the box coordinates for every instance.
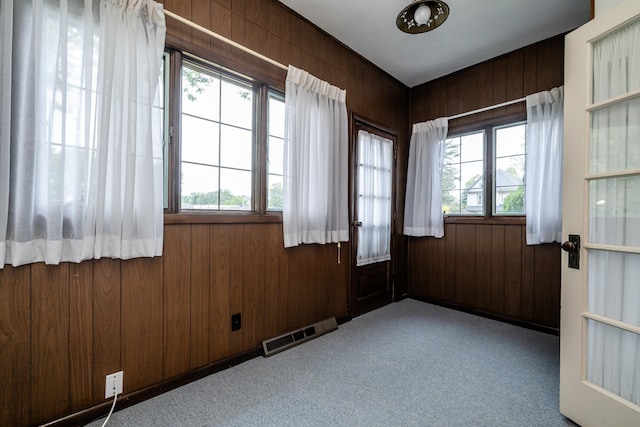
[561,1,640,426]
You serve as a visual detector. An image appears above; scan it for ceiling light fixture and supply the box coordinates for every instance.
[396,0,450,34]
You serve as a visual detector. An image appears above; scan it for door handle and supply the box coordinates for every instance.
[561,234,580,269]
[353,221,363,227]
[561,240,577,253]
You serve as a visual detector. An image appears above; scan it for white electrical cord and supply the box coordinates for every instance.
[101,378,119,427]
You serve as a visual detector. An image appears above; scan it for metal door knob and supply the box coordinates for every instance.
[561,240,577,253]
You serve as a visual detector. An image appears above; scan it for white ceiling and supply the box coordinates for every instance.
[277,0,591,88]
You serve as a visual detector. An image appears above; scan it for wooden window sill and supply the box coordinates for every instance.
[164,212,282,225]
[444,216,525,225]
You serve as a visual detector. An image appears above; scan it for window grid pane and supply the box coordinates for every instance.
[443,131,485,215]
[180,60,254,211]
[267,93,285,211]
[494,123,526,215]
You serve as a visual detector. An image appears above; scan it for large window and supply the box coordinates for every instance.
[163,52,284,214]
[443,122,526,216]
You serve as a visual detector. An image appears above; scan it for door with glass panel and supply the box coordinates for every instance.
[349,121,395,316]
[561,1,640,425]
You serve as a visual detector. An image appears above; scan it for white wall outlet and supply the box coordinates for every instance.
[105,371,123,399]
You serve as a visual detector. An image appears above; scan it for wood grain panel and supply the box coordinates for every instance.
[211,2,233,60]
[92,258,121,404]
[475,224,492,312]
[522,45,538,99]
[164,0,192,41]
[191,0,211,51]
[243,20,268,77]
[228,225,245,355]
[242,224,265,350]
[208,224,246,359]
[267,0,289,40]
[534,38,564,92]
[0,265,31,427]
[444,223,457,302]
[209,224,232,361]
[407,239,423,298]
[504,225,522,318]
[190,224,210,368]
[477,62,494,115]
[284,246,302,331]
[163,225,192,378]
[534,244,561,327]
[429,236,446,301]
[69,262,93,412]
[244,0,266,27]
[264,223,287,338]
[121,257,164,392]
[455,224,476,307]
[505,53,524,102]
[31,263,69,425]
[315,244,331,321]
[300,246,320,327]
[490,225,506,315]
[521,227,536,322]
[330,241,349,319]
[490,56,508,110]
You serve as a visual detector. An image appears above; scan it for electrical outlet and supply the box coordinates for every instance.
[105,371,123,399]
[231,313,241,331]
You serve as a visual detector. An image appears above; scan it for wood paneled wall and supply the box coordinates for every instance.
[408,223,561,330]
[0,1,409,425]
[407,34,566,331]
[0,224,348,426]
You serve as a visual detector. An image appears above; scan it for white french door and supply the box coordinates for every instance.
[561,1,640,426]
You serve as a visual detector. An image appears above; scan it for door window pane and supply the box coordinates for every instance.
[589,176,640,246]
[588,250,640,327]
[592,19,640,103]
[355,130,392,266]
[586,319,640,406]
[590,97,640,174]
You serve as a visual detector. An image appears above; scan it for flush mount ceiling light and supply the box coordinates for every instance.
[396,0,450,34]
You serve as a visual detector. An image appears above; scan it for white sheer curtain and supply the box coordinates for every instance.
[587,18,640,406]
[525,86,563,245]
[283,65,349,248]
[0,0,166,268]
[356,130,392,266]
[403,118,448,238]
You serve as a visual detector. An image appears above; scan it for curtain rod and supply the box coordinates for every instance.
[448,97,526,120]
[164,9,289,72]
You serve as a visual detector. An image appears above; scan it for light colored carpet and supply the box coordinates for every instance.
[87,299,577,426]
